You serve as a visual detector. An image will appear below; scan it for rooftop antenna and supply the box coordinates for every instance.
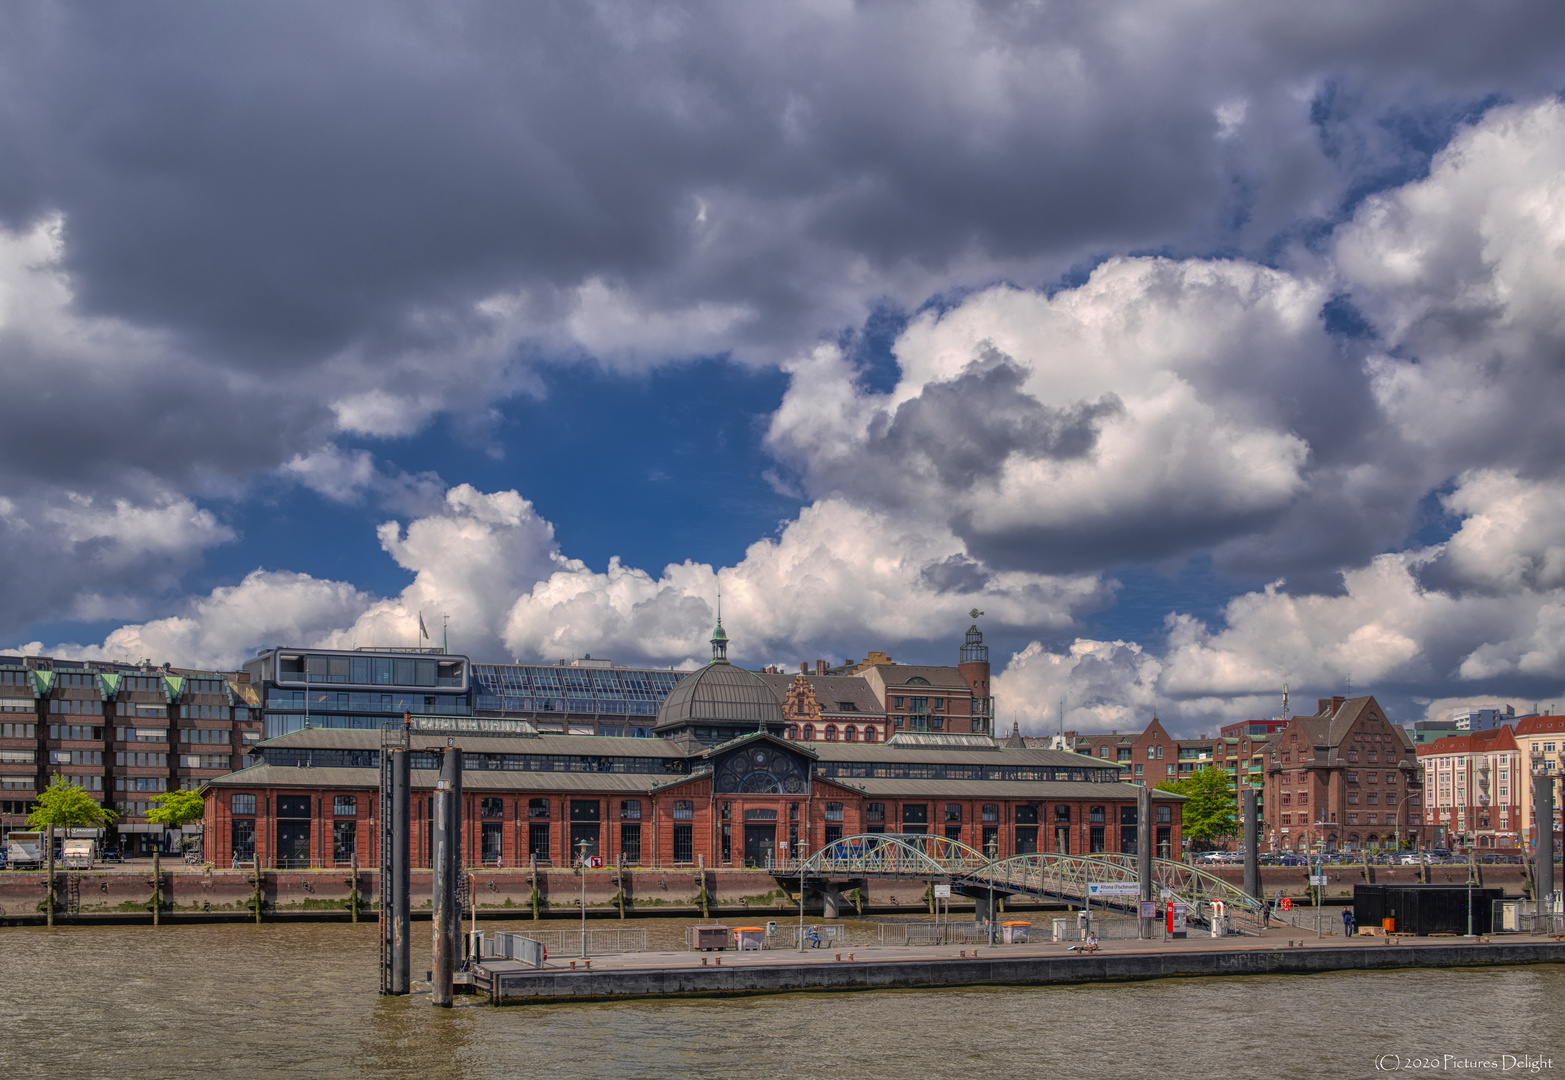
[1058,697,1064,748]
[442,614,449,656]
[1282,683,1289,720]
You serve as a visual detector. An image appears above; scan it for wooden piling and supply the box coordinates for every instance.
[45,823,54,928]
[152,849,161,926]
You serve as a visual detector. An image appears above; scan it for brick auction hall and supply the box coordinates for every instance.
[204,622,1183,869]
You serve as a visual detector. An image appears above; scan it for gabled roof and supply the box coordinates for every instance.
[1264,696,1415,761]
[1514,715,1565,737]
[754,672,887,716]
[858,664,971,691]
[1417,726,1520,757]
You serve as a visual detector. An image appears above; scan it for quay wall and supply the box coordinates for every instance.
[0,863,1540,923]
[488,941,1565,1004]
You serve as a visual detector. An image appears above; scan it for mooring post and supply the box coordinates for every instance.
[45,823,55,928]
[431,744,462,1007]
[152,847,161,927]
[450,746,464,972]
[391,746,410,994]
[253,857,263,924]
[350,855,359,924]
[431,752,454,1006]
[617,853,626,920]
[1137,784,1153,940]
[530,852,539,920]
[1243,788,1260,913]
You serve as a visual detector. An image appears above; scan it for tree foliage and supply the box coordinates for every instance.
[1155,766,1238,844]
[146,789,205,827]
[27,774,117,830]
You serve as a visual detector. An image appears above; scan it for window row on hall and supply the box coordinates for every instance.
[265,690,470,714]
[813,762,1118,783]
[473,694,660,715]
[403,752,687,775]
[785,724,878,742]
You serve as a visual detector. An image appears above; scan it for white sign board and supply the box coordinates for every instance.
[1309,875,1328,886]
[933,884,952,898]
[1087,882,1141,897]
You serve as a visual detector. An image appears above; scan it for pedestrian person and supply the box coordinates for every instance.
[807,924,821,949]
[1341,906,1356,936]
[232,852,240,870]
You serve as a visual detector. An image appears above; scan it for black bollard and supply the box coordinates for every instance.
[1243,788,1260,903]
[390,747,411,995]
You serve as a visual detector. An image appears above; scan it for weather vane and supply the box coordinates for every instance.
[969,608,983,620]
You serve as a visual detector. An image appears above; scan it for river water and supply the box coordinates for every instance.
[1,919,1560,1080]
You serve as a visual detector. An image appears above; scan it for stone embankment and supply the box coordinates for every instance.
[0,861,1547,925]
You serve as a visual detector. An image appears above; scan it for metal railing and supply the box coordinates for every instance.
[500,927,648,956]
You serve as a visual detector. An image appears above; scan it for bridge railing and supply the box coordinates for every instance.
[779,833,990,878]
[960,853,1269,935]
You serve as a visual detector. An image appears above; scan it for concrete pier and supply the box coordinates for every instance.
[475,935,1565,1005]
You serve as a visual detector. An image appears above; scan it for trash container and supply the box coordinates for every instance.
[691,925,730,950]
[1382,917,1395,934]
[732,926,766,951]
[1001,921,1031,944]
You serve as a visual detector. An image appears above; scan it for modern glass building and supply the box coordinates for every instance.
[244,647,471,740]
[471,659,690,737]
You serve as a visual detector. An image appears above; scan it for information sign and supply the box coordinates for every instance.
[1087,882,1140,897]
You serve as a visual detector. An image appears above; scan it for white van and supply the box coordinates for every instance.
[5,831,44,869]
[62,838,96,869]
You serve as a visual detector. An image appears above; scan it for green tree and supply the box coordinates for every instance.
[146,789,205,828]
[1155,766,1239,847]
[27,774,117,830]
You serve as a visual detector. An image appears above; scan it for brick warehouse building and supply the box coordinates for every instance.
[1263,695,1428,852]
[203,622,1181,869]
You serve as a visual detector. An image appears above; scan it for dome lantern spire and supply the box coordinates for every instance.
[710,583,729,663]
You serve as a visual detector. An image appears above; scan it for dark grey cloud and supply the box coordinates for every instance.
[2,2,1563,377]
[864,349,1122,495]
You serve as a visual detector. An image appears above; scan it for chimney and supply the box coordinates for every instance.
[816,659,828,675]
[1318,698,1331,715]
[800,662,808,675]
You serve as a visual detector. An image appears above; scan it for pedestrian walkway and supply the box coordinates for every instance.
[522,923,1533,975]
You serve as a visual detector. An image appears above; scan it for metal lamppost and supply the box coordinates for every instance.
[577,838,592,958]
[987,835,998,945]
[798,853,806,954]
[1466,830,1476,938]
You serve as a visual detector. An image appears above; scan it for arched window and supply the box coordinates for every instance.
[844,725,856,741]
[825,724,837,741]
[803,724,814,740]
[863,727,876,743]
[785,725,798,740]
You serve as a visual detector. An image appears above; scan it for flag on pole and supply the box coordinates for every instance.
[418,612,429,640]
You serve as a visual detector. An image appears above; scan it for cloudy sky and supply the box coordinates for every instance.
[5,2,1565,735]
